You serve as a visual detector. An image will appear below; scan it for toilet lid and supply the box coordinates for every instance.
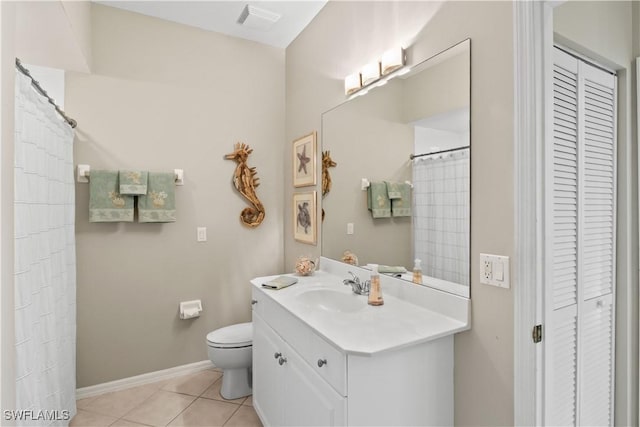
[207,322,252,348]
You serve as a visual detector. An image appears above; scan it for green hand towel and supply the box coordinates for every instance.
[385,181,402,199]
[367,182,391,218]
[89,170,134,222]
[389,182,412,217]
[138,172,176,223]
[119,170,148,195]
[378,265,407,274]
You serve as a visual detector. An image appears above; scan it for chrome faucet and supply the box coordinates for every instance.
[343,272,370,295]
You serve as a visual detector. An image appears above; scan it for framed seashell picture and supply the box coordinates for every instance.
[292,131,317,187]
[293,191,317,245]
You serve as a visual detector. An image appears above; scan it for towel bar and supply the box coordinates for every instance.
[361,178,412,191]
[76,165,184,186]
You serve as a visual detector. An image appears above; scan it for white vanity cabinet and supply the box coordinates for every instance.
[251,273,462,427]
[253,313,346,426]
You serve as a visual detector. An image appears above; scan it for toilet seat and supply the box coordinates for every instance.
[207,322,252,348]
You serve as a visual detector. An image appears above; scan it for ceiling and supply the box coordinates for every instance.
[96,1,327,49]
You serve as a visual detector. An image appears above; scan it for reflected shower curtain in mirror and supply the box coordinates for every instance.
[14,72,77,424]
[413,149,470,286]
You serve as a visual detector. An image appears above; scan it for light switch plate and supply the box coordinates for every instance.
[479,253,510,288]
[347,223,354,235]
[197,227,207,242]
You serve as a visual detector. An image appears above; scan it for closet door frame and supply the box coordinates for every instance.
[514,2,631,425]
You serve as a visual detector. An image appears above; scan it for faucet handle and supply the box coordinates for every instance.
[347,271,360,284]
[362,280,371,294]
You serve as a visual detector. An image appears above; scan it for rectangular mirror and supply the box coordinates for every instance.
[321,39,470,298]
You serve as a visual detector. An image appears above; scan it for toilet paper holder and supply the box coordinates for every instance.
[179,300,203,320]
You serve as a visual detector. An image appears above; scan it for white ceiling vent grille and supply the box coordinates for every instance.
[237,5,281,31]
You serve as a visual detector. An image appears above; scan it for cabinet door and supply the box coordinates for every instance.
[253,314,284,426]
[283,344,346,426]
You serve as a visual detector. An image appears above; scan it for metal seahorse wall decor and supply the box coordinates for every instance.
[322,150,337,197]
[321,150,337,222]
[225,142,265,227]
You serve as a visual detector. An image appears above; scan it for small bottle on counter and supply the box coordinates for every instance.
[368,264,384,306]
[412,259,423,285]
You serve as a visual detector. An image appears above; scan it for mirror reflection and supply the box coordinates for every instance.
[321,39,470,297]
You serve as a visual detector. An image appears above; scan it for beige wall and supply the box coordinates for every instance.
[554,2,639,425]
[61,1,92,70]
[322,81,413,268]
[1,0,16,412]
[285,1,515,425]
[15,1,91,72]
[403,49,470,123]
[67,5,285,387]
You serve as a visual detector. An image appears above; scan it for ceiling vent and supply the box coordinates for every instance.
[237,4,281,31]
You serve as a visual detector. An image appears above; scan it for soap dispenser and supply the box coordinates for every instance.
[368,264,384,306]
[412,259,423,285]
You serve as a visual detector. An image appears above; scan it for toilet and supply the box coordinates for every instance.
[206,322,253,400]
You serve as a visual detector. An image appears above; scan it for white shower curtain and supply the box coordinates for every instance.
[14,72,76,425]
[413,149,470,286]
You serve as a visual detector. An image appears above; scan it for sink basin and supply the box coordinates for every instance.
[297,288,365,313]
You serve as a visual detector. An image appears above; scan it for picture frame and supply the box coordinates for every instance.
[292,131,317,187]
[293,191,317,245]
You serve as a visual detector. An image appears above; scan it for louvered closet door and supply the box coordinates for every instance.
[544,47,616,427]
[578,55,616,427]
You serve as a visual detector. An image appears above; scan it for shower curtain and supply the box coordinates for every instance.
[14,72,76,425]
[413,149,470,286]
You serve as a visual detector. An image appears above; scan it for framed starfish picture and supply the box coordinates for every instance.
[292,131,317,187]
[293,191,317,245]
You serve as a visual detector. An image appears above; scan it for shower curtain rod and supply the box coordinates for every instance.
[15,58,77,129]
[409,145,470,160]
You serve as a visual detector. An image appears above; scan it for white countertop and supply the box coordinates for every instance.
[251,262,470,356]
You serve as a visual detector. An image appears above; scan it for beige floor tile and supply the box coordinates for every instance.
[70,409,118,427]
[162,370,222,396]
[110,419,151,427]
[223,406,262,427]
[76,396,98,410]
[167,398,239,427]
[80,384,159,419]
[201,379,247,404]
[242,396,252,407]
[122,390,196,426]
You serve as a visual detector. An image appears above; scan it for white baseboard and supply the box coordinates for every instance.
[76,360,215,400]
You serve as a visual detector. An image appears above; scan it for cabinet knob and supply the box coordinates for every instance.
[251,299,258,305]
[317,359,327,368]
[278,357,288,366]
[274,352,282,359]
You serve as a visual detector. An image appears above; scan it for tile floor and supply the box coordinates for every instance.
[71,369,262,427]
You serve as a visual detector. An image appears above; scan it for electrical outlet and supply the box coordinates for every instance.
[483,259,492,281]
[480,253,510,288]
[347,223,354,235]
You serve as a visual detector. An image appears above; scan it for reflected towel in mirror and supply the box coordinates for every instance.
[386,181,412,217]
[367,181,391,218]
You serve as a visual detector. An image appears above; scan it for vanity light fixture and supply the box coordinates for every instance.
[344,72,362,95]
[344,45,407,97]
[361,61,381,86]
[381,47,406,75]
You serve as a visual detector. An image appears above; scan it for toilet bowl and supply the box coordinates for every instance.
[206,322,252,400]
